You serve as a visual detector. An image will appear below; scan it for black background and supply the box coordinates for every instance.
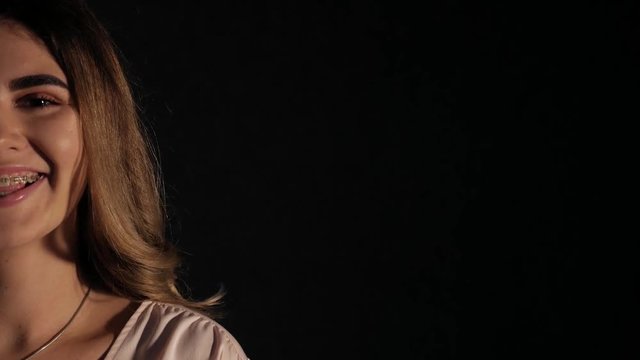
[87,1,636,359]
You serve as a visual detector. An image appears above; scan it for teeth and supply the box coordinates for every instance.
[0,173,42,187]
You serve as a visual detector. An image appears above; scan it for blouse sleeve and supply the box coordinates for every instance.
[105,301,249,360]
[209,324,248,360]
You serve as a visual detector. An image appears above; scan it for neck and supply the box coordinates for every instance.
[0,226,88,355]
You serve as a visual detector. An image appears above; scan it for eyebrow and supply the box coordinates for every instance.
[9,74,69,91]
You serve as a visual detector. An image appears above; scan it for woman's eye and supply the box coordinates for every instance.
[16,96,60,109]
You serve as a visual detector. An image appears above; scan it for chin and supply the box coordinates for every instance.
[0,215,61,249]
[0,235,36,251]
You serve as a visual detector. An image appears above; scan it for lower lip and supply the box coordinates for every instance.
[0,176,46,208]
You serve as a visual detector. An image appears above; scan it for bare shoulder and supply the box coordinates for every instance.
[104,301,248,360]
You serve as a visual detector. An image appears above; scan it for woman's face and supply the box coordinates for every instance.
[0,22,85,250]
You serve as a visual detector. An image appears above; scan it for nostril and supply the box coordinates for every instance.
[0,134,28,151]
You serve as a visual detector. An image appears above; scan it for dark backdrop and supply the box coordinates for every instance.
[88,1,636,359]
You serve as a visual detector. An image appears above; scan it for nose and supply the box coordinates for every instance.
[0,107,27,153]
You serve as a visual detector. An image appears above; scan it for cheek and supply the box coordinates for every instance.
[30,109,83,184]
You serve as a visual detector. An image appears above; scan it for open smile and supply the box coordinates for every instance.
[0,172,47,206]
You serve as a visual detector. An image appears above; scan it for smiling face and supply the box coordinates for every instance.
[0,21,86,249]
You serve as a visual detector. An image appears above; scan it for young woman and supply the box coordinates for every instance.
[0,0,247,359]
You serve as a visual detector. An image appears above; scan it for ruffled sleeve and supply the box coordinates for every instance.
[104,301,248,360]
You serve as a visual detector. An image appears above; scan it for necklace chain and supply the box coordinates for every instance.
[20,288,91,360]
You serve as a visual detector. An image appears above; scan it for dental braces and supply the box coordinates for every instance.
[0,174,42,187]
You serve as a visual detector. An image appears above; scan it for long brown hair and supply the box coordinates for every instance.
[0,0,222,312]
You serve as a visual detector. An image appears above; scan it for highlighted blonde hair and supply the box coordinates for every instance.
[0,0,222,313]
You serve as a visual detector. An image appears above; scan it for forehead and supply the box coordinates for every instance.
[0,21,67,85]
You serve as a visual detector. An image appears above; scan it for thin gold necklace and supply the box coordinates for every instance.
[20,287,91,360]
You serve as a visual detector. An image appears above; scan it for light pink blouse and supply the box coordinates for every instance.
[104,300,248,360]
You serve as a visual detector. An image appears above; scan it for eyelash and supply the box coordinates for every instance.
[16,94,61,109]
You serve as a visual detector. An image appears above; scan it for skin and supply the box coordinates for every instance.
[0,22,137,359]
